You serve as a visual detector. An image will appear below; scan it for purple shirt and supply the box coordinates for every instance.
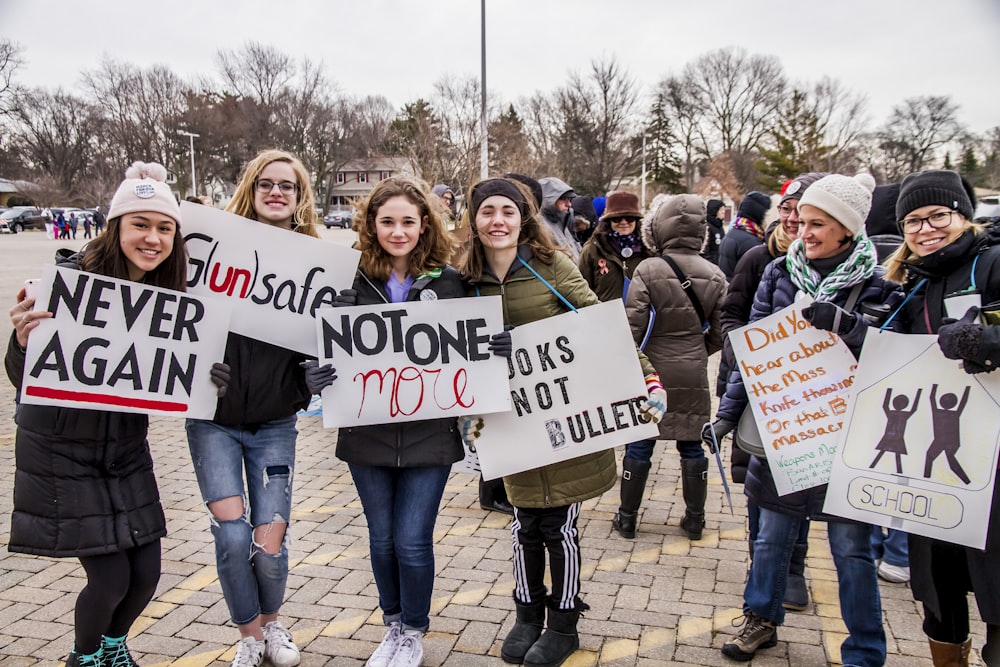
[385,273,414,304]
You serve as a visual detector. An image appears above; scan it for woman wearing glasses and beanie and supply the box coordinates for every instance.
[185,149,320,667]
[884,169,1000,667]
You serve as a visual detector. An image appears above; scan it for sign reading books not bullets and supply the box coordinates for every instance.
[180,201,361,356]
[474,300,659,481]
[316,296,511,428]
[823,331,1000,550]
[728,296,859,495]
[20,265,231,420]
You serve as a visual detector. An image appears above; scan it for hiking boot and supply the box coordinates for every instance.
[102,637,138,667]
[366,623,403,667]
[501,601,545,664]
[65,649,104,667]
[387,631,424,667]
[721,611,777,661]
[231,637,266,667]
[263,621,300,667]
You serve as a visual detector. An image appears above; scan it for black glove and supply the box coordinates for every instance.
[802,301,857,334]
[701,418,737,453]
[300,360,337,395]
[333,289,357,307]
[210,362,231,397]
[488,325,514,358]
[938,307,984,366]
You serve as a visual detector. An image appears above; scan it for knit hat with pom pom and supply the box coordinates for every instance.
[798,173,876,238]
[108,161,181,225]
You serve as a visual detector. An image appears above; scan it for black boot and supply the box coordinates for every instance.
[501,601,546,664]
[679,457,708,540]
[523,605,583,667]
[783,543,809,611]
[612,459,651,539]
[480,476,514,515]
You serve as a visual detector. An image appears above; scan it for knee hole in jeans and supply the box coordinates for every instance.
[253,514,288,555]
[206,495,247,524]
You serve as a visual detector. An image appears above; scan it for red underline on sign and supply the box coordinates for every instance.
[24,386,188,412]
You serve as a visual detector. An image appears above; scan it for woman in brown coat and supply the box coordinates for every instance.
[625,194,727,539]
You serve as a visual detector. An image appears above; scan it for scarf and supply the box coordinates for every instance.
[785,235,877,302]
[730,216,765,241]
[607,230,644,258]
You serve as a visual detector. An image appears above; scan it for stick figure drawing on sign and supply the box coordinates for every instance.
[924,384,972,485]
[870,387,922,474]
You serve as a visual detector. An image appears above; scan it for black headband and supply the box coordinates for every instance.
[470,179,528,219]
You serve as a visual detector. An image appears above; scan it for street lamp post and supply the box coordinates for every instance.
[177,130,199,198]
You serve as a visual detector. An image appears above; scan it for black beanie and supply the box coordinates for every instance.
[865,183,901,237]
[571,195,597,224]
[737,191,771,225]
[896,169,976,223]
[470,178,528,219]
[503,173,543,209]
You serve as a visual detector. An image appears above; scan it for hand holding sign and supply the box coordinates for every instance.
[802,301,857,335]
[300,360,337,395]
[937,307,987,374]
[210,362,231,397]
[488,326,513,358]
[10,287,52,349]
[639,374,667,423]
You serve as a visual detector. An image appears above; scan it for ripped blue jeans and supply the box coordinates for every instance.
[186,416,297,625]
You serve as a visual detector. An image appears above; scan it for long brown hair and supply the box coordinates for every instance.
[81,216,189,290]
[883,217,982,284]
[354,176,455,282]
[226,149,319,238]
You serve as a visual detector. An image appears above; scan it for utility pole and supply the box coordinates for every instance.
[177,130,199,198]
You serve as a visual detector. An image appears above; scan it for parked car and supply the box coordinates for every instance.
[0,206,47,233]
[324,208,355,229]
[974,195,1000,221]
[0,219,11,234]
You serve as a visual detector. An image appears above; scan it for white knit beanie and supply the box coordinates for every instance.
[797,173,876,238]
[107,161,181,225]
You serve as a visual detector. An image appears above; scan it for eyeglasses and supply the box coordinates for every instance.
[255,179,298,195]
[777,204,797,216]
[899,210,955,234]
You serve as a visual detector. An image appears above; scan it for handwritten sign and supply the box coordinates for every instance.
[180,201,360,355]
[728,297,858,495]
[475,300,659,480]
[824,331,1000,549]
[20,265,231,419]
[316,296,510,427]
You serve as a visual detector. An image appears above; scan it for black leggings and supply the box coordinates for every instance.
[75,540,161,653]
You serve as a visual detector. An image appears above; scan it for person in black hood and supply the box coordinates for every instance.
[702,199,726,265]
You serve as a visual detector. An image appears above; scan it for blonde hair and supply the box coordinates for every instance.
[883,217,981,284]
[768,222,794,256]
[227,149,319,238]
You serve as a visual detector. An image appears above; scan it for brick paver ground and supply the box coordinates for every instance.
[0,230,987,665]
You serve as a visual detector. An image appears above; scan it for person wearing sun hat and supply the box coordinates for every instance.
[715,172,904,664]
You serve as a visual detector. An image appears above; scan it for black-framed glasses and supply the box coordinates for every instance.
[255,179,298,195]
[899,210,955,234]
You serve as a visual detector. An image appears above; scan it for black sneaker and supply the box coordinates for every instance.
[721,611,777,661]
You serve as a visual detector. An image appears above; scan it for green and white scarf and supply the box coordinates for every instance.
[784,235,877,302]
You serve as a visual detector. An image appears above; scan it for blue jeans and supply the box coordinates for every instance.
[745,508,885,667]
[624,439,703,461]
[349,463,451,633]
[870,527,909,568]
[186,416,297,626]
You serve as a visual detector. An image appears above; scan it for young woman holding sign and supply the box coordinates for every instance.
[460,177,666,667]
[6,162,226,667]
[884,169,1000,667]
[185,149,319,667]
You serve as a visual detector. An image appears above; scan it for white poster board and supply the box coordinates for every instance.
[824,330,1000,549]
[728,297,859,495]
[317,296,511,427]
[475,300,659,480]
[20,265,231,419]
[180,201,360,355]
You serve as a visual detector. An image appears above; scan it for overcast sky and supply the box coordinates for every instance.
[3,0,999,134]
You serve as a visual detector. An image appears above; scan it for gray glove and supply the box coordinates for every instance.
[701,418,737,453]
[210,362,231,397]
[300,360,337,395]
[333,289,357,307]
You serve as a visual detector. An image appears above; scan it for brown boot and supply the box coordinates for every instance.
[928,637,971,667]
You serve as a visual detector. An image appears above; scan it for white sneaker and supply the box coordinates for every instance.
[231,637,266,667]
[366,623,403,667]
[387,631,423,667]
[877,560,911,583]
[263,621,301,667]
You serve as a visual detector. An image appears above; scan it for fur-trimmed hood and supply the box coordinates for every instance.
[641,194,707,255]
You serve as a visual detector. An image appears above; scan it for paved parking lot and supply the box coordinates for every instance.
[0,230,987,665]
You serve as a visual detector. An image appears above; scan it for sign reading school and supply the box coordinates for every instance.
[728,297,858,495]
[180,201,360,356]
[20,265,231,419]
[316,296,511,428]
[474,300,659,480]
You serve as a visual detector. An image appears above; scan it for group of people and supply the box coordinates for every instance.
[5,150,998,667]
[41,207,106,240]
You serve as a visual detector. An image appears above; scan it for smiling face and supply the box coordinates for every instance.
[118,212,176,281]
[608,216,639,235]
[778,199,801,239]
[902,204,967,257]
[475,195,523,252]
[375,195,425,271]
[253,161,299,228]
[798,204,852,260]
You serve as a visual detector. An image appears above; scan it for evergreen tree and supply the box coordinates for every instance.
[755,89,832,191]
[644,96,684,192]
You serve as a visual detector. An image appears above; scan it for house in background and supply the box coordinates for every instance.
[324,156,413,210]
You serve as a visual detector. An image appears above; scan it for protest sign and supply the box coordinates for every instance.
[728,297,858,495]
[474,300,659,480]
[180,201,360,355]
[20,265,231,419]
[317,296,510,428]
[824,331,1000,549]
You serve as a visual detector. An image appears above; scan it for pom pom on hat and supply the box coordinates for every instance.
[108,161,181,225]
[797,173,876,238]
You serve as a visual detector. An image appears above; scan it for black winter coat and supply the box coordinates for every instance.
[335,267,464,468]
[718,227,764,280]
[212,333,310,427]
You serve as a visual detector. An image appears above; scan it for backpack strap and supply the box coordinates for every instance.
[661,255,709,332]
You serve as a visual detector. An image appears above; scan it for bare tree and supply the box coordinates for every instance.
[811,77,869,172]
[875,96,965,181]
[216,41,293,109]
[517,92,560,176]
[432,74,488,192]
[651,76,705,191]
[0,38,24,115]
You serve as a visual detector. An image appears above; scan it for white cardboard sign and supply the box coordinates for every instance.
[824,330,1000,550]
[475,300,659,480]
[728,297,859,495]
[180,201,360,355]
[20,265,231,419]
[316,296,511,427]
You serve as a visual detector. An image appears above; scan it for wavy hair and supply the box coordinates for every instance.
[883,216,982,284]
[81,215,189,291]
[226,149,319,238]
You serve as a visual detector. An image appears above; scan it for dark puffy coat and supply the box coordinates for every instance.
[577,222,650,303]
[717,256,904,521]
[213,334,310,427]
[335,267,465,468]
[718,227,764,280]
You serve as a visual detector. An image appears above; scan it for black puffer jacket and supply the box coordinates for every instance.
[212,333,310,427]
[718,227,764,280]
[335,267,465,467]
